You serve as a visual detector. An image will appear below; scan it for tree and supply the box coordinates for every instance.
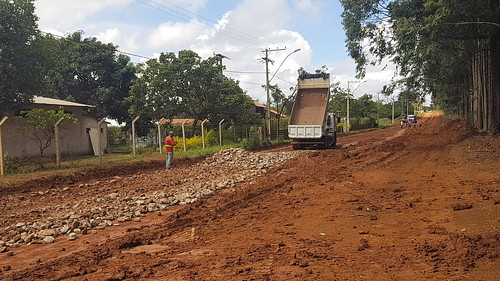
[0,0,41,114]
[16,108,77,167]
[129,50,258,135]
[37,32,136,124]
[341,0,500,133]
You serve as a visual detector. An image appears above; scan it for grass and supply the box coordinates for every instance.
[0,138,290,186]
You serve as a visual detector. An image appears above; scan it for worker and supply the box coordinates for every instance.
[165,131,178,170]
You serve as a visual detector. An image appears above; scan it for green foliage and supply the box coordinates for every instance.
[38,32,137,123]
[0,0,41,114]
[107,126,129,146]
[341,0,500,130]
[128,50,259,135]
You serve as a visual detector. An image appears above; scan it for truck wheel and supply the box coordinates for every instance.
[331,134,337,148]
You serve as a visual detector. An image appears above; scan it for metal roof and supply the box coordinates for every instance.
[33,96,94,107]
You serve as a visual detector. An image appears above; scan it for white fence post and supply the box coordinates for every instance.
[201,119,208,149]
[182,120,188,152]
[0,116,8,176]
[97,118,106,162]
[54,117,64,168]
[132,116,140,156]
[219,119,225,147]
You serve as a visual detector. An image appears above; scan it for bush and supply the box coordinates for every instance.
[206,129,234,146]
[3,153,24,173]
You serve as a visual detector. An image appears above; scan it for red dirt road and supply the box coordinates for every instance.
[1,112,499,280]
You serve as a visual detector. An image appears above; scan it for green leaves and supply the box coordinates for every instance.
[129,50,258,134]
[0,0,41,114]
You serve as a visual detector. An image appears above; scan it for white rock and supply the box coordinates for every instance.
[43,236,55,244]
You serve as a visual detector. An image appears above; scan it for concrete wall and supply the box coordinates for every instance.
[1,104,107,158]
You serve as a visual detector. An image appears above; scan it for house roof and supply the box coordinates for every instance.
[33,96,94,108]
[157,118,196,125]
[252,101,286,117]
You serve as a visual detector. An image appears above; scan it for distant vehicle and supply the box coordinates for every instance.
[408,115,417,123]
[288,73,337,150]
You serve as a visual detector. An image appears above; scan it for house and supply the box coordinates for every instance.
[252,101,287,118]
[1,96,107,158]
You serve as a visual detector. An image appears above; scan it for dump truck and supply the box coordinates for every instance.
[288,73,337,150]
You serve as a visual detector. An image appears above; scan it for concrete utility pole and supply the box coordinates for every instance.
[262,47,286,138]
[392,95,395,124]
[214,53,229,76]
[347,80,366,132]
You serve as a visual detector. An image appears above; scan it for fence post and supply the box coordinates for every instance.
[132,116,140,156]
[181,120,188,152]
[97,118,106,162]
[219,119,225,147]
[54,117,64,168]
[0,116,8,176]
[157,122,162,154]
[201,119,208,149]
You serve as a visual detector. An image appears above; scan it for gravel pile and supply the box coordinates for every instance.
[0,148,300,250]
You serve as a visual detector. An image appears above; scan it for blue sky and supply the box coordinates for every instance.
[34,0,398,104]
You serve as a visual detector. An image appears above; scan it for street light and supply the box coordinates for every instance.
[346,80,366,132]
[269,48,301,83]
[265,48,301,138]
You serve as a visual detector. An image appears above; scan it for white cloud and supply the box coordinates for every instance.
[35,0,133,30]
[147,20,207,50]
[96,28,142,53]
[293,0,327,15]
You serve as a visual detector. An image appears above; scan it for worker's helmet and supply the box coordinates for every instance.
[168,131,174,136]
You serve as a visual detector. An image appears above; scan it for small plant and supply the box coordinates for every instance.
[3,153,22,173]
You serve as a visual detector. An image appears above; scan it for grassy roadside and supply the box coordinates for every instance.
[0,139,290,186]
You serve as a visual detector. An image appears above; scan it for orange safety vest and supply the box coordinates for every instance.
[165,136,177,152]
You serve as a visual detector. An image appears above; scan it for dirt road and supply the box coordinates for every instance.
[1,112,499,280]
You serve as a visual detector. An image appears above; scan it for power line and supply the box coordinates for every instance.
[224,70,266,74]
[41,31,152,60]
[136,0,272,47]
[154,0,275,46]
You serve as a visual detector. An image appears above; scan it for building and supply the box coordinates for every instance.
[252,101,287,118]
[1,96,107,158]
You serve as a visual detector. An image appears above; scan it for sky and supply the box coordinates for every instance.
[34,0,400,105]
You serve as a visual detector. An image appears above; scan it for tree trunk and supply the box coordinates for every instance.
[471,38,499,133]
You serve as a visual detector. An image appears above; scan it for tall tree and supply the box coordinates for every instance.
[129,50,258,135]
[38,32,136,123]
[341,0,500,133]
[0,0,41,114]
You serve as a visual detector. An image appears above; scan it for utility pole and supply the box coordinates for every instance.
[347,81,351,132]
[392,95,395,124]
[214,53,229,76]
[262,47,286,138]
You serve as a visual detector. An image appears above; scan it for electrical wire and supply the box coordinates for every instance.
[152,0,276,47]
[135,0,268,47]
[41,31,152,60]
